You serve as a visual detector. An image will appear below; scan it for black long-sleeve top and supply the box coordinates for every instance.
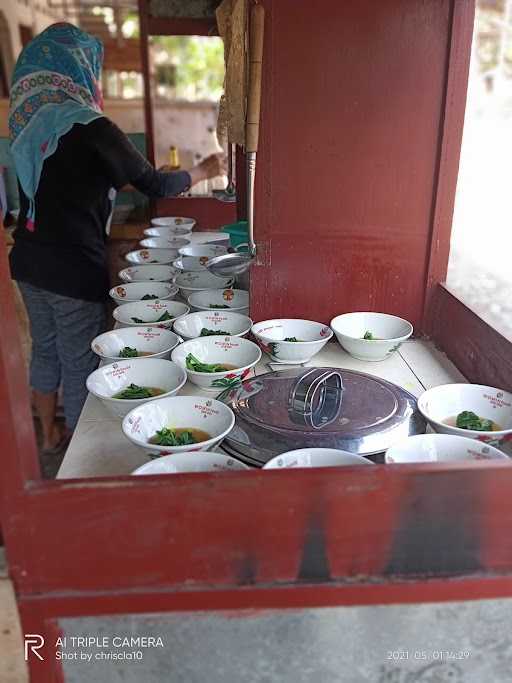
[9,117,191,301]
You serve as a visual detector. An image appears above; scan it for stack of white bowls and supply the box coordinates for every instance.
[84,217,251,476]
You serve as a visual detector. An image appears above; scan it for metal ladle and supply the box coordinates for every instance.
[208,3,264,278]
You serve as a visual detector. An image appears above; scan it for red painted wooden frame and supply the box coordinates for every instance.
[250,0,467,328]
[3,233,512,682]
[422,0,475,322]
[153,196,236,230]
[137,0,237,228]
[430,285,512,392]
[423,1,512,391]
[3,2,512,680]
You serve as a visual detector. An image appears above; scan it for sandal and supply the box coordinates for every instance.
[41,431,72,456]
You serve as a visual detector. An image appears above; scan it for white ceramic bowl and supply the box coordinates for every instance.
[173,311,253,341]
[91,326,180,362]
[263,448,374,469]
[418,383,512,447]
[109,282,178,303]
[113,300,190,329]
[385,434,509,463]
[330,312,413,361]
[175,271,234,300]
[188,289,250,316]
[171,335,261,391]
[132,451,249,475]
[122,395,235,455]
[177,244,228,271]
[140,237,190,250]
[251,319,333,364]
[186,231,230,246]
[144,226,192,239]
[118,265,178,283]
[125,248,179,266]
[86,358,187,419]
[151,216,196,229]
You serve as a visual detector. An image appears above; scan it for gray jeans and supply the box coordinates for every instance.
[18,281,106,430]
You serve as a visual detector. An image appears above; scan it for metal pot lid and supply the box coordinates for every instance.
[218,367,426,465]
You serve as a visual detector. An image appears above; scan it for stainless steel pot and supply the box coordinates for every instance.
[218,367,426,466]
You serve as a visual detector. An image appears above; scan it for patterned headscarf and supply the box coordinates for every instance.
[9,23,104,230]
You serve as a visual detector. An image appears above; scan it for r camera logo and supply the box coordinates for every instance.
[24,634,45,661]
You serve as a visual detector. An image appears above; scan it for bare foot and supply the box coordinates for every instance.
[42,424,70,452]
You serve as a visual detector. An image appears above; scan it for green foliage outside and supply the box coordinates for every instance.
[120,14,224,101]
[476,2,512,76]
[153,36,225,101]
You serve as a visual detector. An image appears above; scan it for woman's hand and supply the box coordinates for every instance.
[199,153,228,179]
[188,153,228,187]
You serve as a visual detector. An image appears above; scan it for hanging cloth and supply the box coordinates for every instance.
[8,22,104,231]
[216,0,248,147]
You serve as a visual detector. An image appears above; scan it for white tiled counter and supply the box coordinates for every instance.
[57,340,466,479]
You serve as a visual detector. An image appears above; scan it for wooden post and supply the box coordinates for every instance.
[137,0,156,167]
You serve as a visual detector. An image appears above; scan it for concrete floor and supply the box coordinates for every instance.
[0,553,28,682]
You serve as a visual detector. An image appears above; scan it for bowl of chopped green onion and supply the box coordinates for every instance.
[176,244,228,272]
[144,226,192,239]
[113,300,190,329]
[330,312,413,361]
[264,448,374,470]
[251,318,333,364]
[171,335,261,391]
[175,271,234,300]
[150,216,196,229]
[385,433,509,464]
[118,265,179,283]
[139,237,190,251]
[86,358,187,418]
[91,326,180,362]
[125,248,180,266]
[418,383,512,447]
[132,451,249,475]
[122,395,236,455]
[173,311,253,341]
[188,288,249,316]
[124,249,177,269]
[109,281,178,304]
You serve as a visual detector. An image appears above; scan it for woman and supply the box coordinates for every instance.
[8,23,226,453]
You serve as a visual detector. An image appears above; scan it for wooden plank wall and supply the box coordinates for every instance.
[251,0,470,331]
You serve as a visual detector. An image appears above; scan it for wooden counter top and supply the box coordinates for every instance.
[58,340,471,480]
[110,222,146,240]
